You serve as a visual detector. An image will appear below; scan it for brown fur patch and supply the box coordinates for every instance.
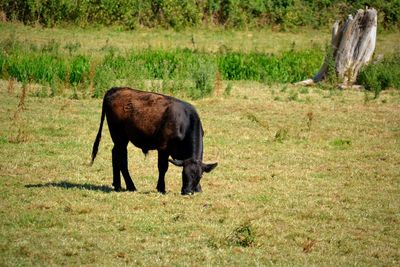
[106,88,174,146]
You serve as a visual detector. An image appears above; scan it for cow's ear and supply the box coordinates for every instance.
[202,162,218,173]
[169,159,184,167]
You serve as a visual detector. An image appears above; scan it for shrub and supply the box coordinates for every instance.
[190,59,216,99]
[358,54,400,98]
[1,0,399,30]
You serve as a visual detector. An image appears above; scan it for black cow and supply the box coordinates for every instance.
[91,87,217,195]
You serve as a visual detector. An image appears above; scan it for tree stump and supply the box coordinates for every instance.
[296,8,377,87]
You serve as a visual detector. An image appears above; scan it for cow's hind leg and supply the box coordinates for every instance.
[112,145,122,191]
[119,145,136,191]
[156,150,168,194]
[112,143,136,192]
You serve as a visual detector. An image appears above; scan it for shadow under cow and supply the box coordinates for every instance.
[25,181,114,193]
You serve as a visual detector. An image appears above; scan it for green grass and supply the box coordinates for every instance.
[0,23,331,55]
[0,37,324,98]
[1,79,399,265]
[2,22,399,56]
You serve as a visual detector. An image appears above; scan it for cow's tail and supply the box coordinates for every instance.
[91,98,106,165]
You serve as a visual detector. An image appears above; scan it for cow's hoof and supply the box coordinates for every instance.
[194,185,202,193]
[157,188,166,194]
[114,187,122,192]
[126,186,136,192]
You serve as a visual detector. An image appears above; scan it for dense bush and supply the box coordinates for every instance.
[1,0,399,29]
[357,54,400,98]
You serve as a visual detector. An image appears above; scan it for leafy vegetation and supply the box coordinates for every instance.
[357,54,400,98]
[0,38,324,98]
[1,0,400,29]
[219,49,322,83]
[4,36,400,99]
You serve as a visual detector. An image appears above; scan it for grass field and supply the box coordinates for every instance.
[1,23,400,265]
[1,23,399,56]
[1,79,399,265]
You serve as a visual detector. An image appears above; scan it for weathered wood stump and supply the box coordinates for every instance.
[296,8,377,87]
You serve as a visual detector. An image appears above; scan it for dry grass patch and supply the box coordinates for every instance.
[0,23,330,55]
[0,80,399,265]
[2,23,399,57]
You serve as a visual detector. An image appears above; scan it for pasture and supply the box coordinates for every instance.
[0,24,400,266]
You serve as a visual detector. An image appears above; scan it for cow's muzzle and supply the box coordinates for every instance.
[181,188,194,195]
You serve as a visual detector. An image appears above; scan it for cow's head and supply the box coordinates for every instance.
[169,158,217,195]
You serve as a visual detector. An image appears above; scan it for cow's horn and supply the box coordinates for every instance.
[169,158,184,167]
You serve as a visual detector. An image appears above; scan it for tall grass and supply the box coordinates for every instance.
[218,50,322,83]
[0,38,325,98]
[2,38,400,99]
[92,49,217,98]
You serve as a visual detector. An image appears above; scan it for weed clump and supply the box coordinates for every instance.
[224,83,233,97]
[330,138,352,150]
[190,59,216,99]
[9,83,29,143]
[227,223,256,248]
[274,127,289,143]
[306,111,314,131]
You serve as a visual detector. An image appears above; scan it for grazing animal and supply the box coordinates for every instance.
[91,87,217,195]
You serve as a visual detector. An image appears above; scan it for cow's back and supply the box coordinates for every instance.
[104,87,189,151]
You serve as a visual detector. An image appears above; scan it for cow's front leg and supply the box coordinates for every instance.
[156,151,169,194]
[194,183,202,193]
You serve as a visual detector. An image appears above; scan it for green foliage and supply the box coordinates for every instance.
[324,43,339,85]
[358,54,400,98]
[69,55,90,85]
[190,59,216,99]
[330,138,352,150]
[0,38,324,99]
[218,50,323,83]
[1,0,399,30]
[93,65,116,98]
[6,54,62,84]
